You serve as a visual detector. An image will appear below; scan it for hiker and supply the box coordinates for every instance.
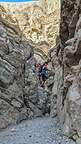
[40,62,48,84]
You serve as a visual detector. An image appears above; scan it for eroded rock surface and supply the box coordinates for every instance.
[63,14,81,142]
[0,7,50,129]
[49,0,81,143]
[0,0,60,56]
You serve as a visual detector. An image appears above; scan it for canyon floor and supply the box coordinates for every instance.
[0,117,75,144]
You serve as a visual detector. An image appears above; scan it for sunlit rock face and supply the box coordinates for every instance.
[0,5,50,129]
[0,0,60,56]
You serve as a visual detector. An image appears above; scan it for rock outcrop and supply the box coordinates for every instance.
[62,13,81,143]
[0,18,30,128]
[0,0,60,129]
[50,0,81,143]
[0,5,50,129]
[0,0,60,57]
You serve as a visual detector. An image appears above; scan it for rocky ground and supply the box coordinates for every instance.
[0,117,75,144]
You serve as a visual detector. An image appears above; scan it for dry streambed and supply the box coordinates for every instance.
[0,117,75,144]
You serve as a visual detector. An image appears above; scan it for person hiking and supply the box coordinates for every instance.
[41,62,48,85]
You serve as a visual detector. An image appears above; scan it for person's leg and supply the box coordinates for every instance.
[43,75,47,82]
[42,74,45,81]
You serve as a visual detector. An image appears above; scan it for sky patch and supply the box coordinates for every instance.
[0,0,33,2]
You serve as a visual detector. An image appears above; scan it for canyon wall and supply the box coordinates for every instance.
[0,0,60,56]
[50,0,81,143]
[0,0,61,130]
[0,5,50,129]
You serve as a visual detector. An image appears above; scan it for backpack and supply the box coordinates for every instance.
[41,67,47,75]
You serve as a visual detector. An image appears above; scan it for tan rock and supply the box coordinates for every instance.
[0,0,60,56]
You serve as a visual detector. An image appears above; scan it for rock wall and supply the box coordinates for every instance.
[0,6,50,129]
[50,0,81,143]
[61,1,81,143]
[0,0,60,56]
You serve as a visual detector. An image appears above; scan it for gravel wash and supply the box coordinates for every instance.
[0,117,75,144]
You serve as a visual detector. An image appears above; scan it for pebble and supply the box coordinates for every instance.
[0,117,76,144]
